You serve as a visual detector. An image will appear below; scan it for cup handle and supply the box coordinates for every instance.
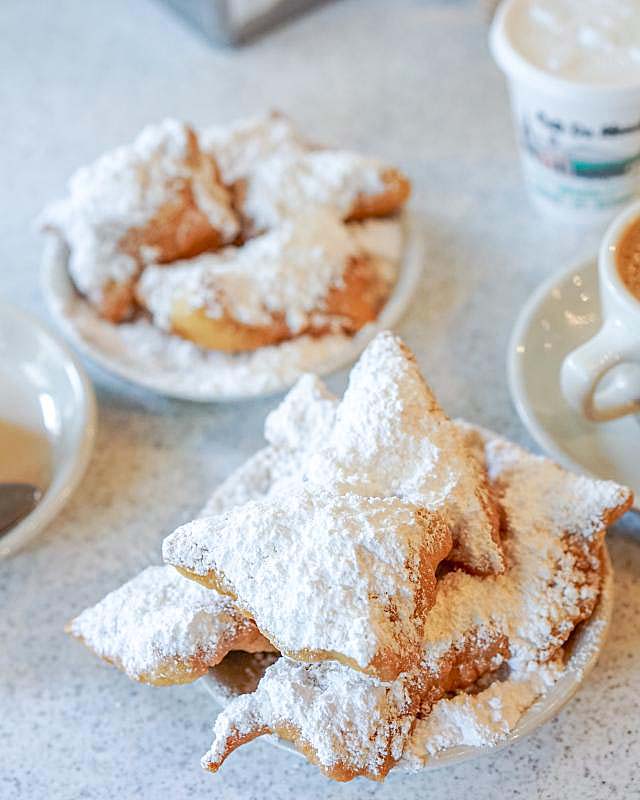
[561,321,640,421]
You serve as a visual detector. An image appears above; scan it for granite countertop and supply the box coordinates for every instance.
[1,1,638,798]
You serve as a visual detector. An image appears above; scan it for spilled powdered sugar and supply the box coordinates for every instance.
[242,150,386,232]
[61,298,355,398]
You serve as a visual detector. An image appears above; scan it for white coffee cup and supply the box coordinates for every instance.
[561,200,640,421]
[490,0,640,227]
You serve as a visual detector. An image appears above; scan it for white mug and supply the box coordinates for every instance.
[561,201,640,422]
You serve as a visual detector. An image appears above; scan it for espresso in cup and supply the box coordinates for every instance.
[616,217,640,302]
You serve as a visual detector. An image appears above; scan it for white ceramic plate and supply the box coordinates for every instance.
[508,259,640,503]
[201,548,613,771]
[41,215,424,402]
[0,302,96,558]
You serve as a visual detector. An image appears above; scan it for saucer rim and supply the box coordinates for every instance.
[0,302,97,559]
[40,213,424,403]
[507,257,609,478]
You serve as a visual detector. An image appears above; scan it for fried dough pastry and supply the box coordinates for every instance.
[203,374,339,517]
[163,487,452,681]
[447,424,632,662]
[42,119,238,322]
[306,332,504,575]
[200,422,630,781]
[200,111,310,186]
[237,150,410,235]
[135,210,395,353]
[67,566,274,686]
[203,628,510,782]
[198,335,503,574]
[203,657,421,781]
[201,112,409,235]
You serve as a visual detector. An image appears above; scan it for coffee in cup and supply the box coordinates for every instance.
[616,217,640,302]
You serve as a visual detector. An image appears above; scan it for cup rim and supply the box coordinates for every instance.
[490,0,640,100]
[599,199,640,316]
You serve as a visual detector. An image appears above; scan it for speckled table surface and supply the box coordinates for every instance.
[1,1,639,798]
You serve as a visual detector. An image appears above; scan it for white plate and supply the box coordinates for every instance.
[0,302,96,558]
[201,548,613,772]
[508,259,640,503]
[41,215,424,402]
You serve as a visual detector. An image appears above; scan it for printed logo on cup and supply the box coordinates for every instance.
[491,0,640,225]
[514,97,640,214]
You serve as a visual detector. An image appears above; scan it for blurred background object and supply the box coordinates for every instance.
[158,0,328,45]
[481,0,501,21]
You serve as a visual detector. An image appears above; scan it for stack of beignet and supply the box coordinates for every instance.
[43,114,410,353]
[69,332,632,782]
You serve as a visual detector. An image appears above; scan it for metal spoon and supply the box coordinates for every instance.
[0,483,41,536]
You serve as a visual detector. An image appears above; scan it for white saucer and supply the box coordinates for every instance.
[508,259,640,503]
[201,548,613,772]
[41,215,424,402]
[0,302,96,558]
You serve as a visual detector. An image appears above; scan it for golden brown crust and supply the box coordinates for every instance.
[75,125,238,324]
[98,278,138,323]
[234,166,410,239]
[346,168,411,221]
[169,301,291,354]
[165,254,392,354]
[119,186,227,269]
[172,507,452,682]
[65,619,274,687]
[202,626,509,781]
[204,720,404,783]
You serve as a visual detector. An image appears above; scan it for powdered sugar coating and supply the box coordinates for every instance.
[55,289,369,399]
[203,657,415,779]
[202,446,293,518]
[264,373,338,452]
[200,113,309,185]
[415,425,628,673]
[41,119,238,308]
[202,377,338,518]
[481,428,631,540]
[306,332,504,574]
[68,566,270,683]
[404,663,561,762]
[163,487,451,678]
[348,218,405,270]
[241,150,386,232]
[199,368,630,775]
[136,209,363,332]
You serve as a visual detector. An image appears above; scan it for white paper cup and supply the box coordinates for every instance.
[490,0,640,226]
